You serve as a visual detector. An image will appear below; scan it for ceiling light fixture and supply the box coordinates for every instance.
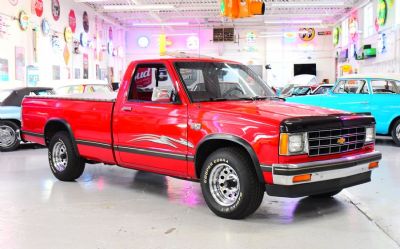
[270,2,345,7]
[132,22,190,27]
[264,20,323,24]
[103,4,175,11]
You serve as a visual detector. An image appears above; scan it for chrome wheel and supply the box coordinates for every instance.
[52,141,68,172]
[396,124,400,140]
[0,125,16,148]
[209,163,240,206]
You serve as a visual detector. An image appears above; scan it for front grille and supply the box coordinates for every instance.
[308,127,366,156]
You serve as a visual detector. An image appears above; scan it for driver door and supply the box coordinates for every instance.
[113,63,189,176]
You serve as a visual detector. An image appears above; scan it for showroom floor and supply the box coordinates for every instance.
[0,138,399,249]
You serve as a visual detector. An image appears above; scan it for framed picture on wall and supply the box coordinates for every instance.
[52,65,60,80]
[74,68,80,79]
[83,53,88,79]
[15,46,25,81]
[0,58,9,82]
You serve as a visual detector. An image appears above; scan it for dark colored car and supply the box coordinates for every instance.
[0,87,54,151]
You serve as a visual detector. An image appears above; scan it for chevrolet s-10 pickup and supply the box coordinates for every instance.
[21,58,381,219]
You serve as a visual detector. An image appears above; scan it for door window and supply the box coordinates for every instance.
[129,64,177,102]
[371,80,400,94]
[333,80,368,94]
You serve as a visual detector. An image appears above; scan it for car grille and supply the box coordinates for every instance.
[308,126,366,156]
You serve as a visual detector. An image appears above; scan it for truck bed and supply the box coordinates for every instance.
[22,93,116,164]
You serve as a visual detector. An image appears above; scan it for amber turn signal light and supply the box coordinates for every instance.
[292,174,312,183]
[368,162,379,169]
[279,133,289,155]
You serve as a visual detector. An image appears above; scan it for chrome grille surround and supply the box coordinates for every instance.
[308,126,367,156]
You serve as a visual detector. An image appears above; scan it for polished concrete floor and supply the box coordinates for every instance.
[0,138,399,249]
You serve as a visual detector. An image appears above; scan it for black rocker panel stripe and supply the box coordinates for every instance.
[76,139,112,149]
[75,138,193,161]
[22,131,44,138]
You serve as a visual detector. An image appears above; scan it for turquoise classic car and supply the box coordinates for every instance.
[286,74,400,145]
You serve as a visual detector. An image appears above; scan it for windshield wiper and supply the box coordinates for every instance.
[207,97,229,102]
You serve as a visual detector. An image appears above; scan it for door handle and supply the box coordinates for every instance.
[121,106,132,112]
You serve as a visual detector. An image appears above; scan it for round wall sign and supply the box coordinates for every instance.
[41,18,50,36]
[83,11,89,33]
[19,11,29,31]
[80,32,88,47]
[187,36,199,50]
[51,0,60,21]
[33,0,43,17]
[64,27,73,43]
[333,27,340,46]
[69,10,76,33]
[299,28,316,42]
[8,0,18,6]
[377,0,387,26]
[138,36,149,48]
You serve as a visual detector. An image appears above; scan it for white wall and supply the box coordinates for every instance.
[334,0,400,75]
[0,0,126,90]
[125,27,334,87]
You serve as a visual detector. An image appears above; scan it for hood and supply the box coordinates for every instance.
[0,106,22,120]
[197,100,345,123]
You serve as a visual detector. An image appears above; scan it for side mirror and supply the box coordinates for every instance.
[151,87,172,103]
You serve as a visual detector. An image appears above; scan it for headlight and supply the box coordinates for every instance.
[365,126,376,143]
[280,132,308,155]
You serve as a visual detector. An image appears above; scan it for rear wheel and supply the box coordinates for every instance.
[391,119,400,146]
[200,147,264,219]
[309,189,342,198]
[48,131,85,181]
[0,121,20,152]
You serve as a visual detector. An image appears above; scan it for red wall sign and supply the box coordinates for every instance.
[69,10,76,33]
[33,0,43,17]
[52,0,60,21]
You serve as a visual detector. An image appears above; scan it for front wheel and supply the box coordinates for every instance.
[0,121,20,152]
[48,131,85,181]
[200,147,264,219]
[391,119,400,146]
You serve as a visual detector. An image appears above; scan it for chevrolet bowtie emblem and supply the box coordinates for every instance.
[337,137,346,145]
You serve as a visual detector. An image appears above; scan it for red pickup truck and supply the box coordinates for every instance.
[21,58,381,219]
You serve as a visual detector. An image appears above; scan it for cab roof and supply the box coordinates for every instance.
[338,74,400,81]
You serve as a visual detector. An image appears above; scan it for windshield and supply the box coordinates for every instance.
[0,90,12,102]
[292,87,311,95]
[175,62,275,102]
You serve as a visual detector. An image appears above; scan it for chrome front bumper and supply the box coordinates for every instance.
[273,151,381,186]
[262,151,381,197]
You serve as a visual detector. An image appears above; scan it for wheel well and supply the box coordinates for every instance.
[195,139,263,182]
[389,116,400,134]
[44,121,72,146]
[0,119,21,127]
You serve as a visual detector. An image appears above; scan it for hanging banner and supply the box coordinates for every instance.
[69,10,76,33]
[135,68,152,88]
[52,0,60,21]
